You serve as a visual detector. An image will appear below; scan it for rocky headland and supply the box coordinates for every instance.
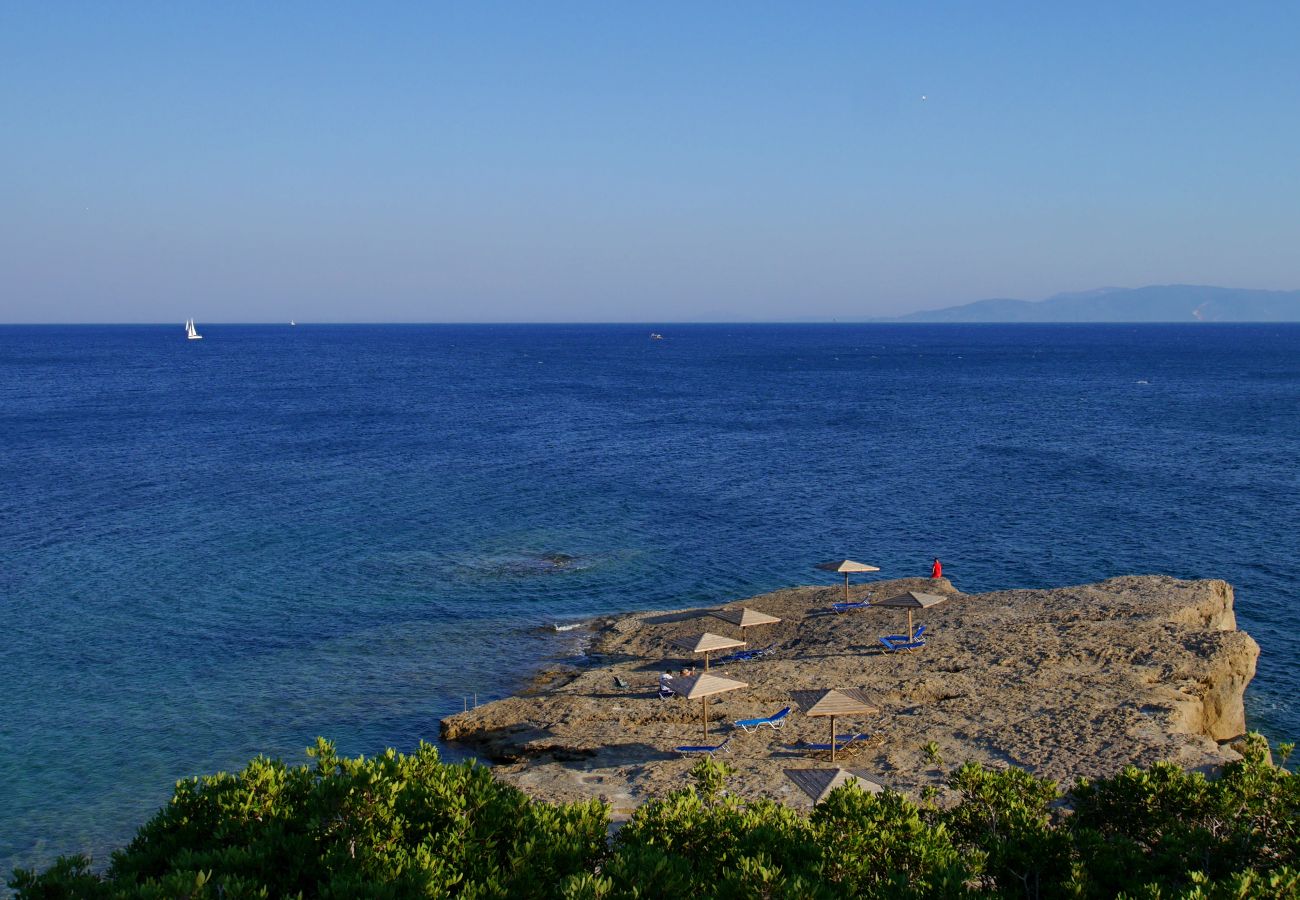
[440,576,1259,815]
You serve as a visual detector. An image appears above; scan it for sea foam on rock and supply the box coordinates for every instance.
[441,575,1259,816]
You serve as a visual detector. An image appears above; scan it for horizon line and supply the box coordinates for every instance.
[4,320,1299,327]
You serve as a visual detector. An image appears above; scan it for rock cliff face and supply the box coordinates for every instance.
[441,576,1259,814]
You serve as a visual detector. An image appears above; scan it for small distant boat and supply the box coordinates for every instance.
[290,321,296,326]
[649,332,664,340]
[185,318,203,340]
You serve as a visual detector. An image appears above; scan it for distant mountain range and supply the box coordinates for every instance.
[890,285,1300,323]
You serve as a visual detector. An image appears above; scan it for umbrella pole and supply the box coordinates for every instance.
[702,697,708,743]
[844,573,850,603]
[908,610,914,640]
[830,715,837,762]
[704,651,710,671]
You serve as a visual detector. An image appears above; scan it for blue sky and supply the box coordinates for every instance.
[2,2,1298,322]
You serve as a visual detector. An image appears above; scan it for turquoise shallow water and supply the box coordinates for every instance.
[2,323,1298,875]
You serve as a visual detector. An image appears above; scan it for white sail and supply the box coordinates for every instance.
[186,318,203,340]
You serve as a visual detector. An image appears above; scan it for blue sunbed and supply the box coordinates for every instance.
[879,635,925,652]
[800,732,868,753]
[734,706,791,732]
[675,736,732,756]
[832,600,870,613]
[882,624,927,644]
[714,644,775,665]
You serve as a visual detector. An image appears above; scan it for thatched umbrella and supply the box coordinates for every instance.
[873,590,947,641]
[784,768,884,805]
[791,688,880,762]
[672,632,745,671]
[814,560,881,603]
[678,671,748,743]
[711,607,781,639]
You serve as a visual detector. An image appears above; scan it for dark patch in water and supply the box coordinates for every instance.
[462,551,592,579]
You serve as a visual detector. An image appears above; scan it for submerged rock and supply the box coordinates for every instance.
[441,575,1260,817]
[465,552,588,578]
[539,552,578,568]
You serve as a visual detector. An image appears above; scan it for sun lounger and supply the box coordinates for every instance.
[832,594,874,613]
[879,635,926,652]
[675,736,731,757]
[800,733,868,753]
[733,706,791,732]
[714,644,775,665]
[882,624,927,644]
[658,685,677,699]
[613,675,631,690]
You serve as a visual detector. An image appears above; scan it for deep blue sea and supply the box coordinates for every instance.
[2,323,1298,876]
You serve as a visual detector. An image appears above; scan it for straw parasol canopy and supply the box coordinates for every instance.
[678,671,748,743]
[791,688,880,762]
[814,559,881,603]
[672,632,745,670]
[784,768,884,804]
[711,607,782,636]
[873,590,947,639]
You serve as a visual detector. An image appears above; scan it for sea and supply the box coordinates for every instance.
[2,323,1297,877]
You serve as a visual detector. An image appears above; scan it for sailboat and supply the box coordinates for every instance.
[185,318,203,340]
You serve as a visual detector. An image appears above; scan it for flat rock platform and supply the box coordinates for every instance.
[441,576,1259,816]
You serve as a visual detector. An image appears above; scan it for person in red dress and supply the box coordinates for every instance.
[931,558,942,579]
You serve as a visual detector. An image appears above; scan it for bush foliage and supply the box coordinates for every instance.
[11,735,1298,898]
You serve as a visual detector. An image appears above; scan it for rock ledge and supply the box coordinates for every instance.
[441,576,1259,813]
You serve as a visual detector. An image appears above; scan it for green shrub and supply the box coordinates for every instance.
[1070,734,1300,897]
[811,784,970,897]
[605,758,821,898]
[939,761,1071,897]
[11,739,608,899]
[12,734,1298,899]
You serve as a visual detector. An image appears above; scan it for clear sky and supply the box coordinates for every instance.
[2,2,1298,323]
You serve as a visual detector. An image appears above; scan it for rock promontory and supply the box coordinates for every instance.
[441,576,1259,814]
